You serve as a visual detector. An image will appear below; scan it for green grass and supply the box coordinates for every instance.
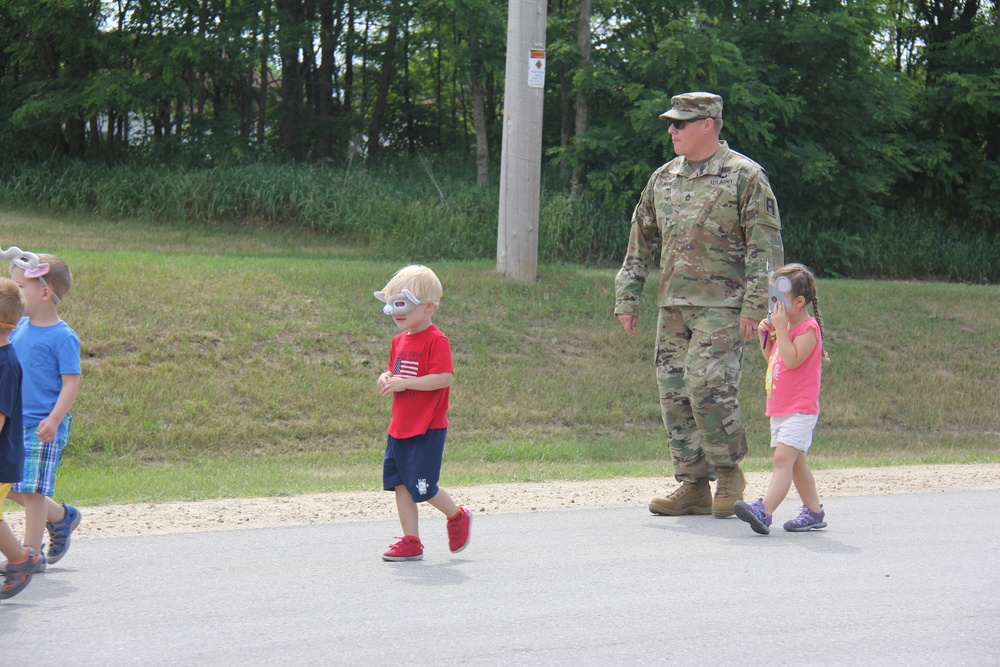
[1,210,998,507]
[4,160,996,280]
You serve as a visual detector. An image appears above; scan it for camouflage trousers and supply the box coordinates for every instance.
[655,305,747,483]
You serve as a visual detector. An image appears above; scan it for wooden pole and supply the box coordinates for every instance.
[497,0,547,282]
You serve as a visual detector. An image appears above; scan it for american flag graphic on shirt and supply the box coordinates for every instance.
[393,357,420,378]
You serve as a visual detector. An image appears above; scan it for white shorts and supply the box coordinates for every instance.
[770,413,819,452]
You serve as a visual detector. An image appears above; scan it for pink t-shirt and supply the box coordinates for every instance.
[765,316,822,417]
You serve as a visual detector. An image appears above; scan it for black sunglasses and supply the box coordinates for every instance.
[669,117,711,130]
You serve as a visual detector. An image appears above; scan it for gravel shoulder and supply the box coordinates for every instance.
[5,463,998,539]
[5,463,1000,539]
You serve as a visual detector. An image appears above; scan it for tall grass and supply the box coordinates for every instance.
[1,212,998,506]
[779,211,1000,283]
[3,160,994,281]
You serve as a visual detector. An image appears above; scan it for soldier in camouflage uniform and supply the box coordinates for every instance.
[614,92,783,518]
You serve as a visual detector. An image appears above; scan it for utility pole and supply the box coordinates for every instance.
[496,0,547,282]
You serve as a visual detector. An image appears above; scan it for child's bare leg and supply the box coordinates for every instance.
[45,496,66,522]
[762,444,800,514]
[791,454,822,511]
[14,493,49,552]
[426,488,459,518]
[0,521,29,562]
[394,485,420,537]
[7,494,66,523]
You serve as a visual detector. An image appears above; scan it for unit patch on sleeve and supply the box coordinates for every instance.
[765,197,777,218]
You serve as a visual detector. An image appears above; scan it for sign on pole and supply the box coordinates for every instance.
[497,0,547,282]
[528,49,546,88]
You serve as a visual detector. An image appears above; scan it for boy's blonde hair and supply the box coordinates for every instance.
[0,277,26,328]
[37,253,73,300]
[380,265,443,305]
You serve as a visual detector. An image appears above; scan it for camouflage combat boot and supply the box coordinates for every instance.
[649,481,712,516]
[712,465,746,518]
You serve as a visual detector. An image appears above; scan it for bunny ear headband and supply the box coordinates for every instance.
[2,246,41,275]
[2,246,58,303]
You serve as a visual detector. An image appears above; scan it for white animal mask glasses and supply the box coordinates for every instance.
[373,288,431,316]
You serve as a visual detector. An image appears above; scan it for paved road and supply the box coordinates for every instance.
[2,490,998,666]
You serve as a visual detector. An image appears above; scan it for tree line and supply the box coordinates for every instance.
[0,0,997,239]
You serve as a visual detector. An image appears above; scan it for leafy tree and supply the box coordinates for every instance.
[0,0,105,160]
[730,0,912,232]
[0,0,996,248]
[898,0,1000,230]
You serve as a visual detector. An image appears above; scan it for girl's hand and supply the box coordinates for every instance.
[758,319,773,349]
[771,302,789,330]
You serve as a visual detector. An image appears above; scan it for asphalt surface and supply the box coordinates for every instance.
[2,490,998,666]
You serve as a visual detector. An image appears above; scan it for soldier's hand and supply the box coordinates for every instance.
[617,314,637,336]
[739,317,758,341]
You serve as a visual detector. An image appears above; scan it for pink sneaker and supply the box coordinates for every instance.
[447,505,472,553]
[382,536,423,561]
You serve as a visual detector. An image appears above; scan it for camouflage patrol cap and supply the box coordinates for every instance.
[659,92,724,121]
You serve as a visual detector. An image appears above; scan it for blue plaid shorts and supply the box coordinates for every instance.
[12,414,72,496]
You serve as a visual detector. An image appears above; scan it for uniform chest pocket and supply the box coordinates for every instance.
[698,186,741,237]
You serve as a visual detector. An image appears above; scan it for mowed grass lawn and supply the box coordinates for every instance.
[1,211,998,506]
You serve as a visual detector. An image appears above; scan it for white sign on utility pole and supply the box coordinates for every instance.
[497,0,547,282]
[528,49,546,88]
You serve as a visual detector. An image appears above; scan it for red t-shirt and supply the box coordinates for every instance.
[387,325,453,439]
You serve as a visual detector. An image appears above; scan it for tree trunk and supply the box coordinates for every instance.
[344,3,355,112]
[258,4,270,145]
[402,26,416,153]
[571,0,592,195]
[66,116,86,158]
[316,0,345,159]
[471,79,489,185]
[89,116,101,156]
[277,0,307,158]
[105,109,117,164]
[559,69,572,185]
[367,22,398,159]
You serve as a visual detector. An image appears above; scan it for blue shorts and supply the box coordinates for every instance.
[12,414,72,496]
[383,428,446,502]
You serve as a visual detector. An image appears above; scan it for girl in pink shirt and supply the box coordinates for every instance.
[734,263,830,535]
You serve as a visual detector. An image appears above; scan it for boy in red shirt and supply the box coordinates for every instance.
[374,265,471,561]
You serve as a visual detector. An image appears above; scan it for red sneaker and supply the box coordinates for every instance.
[382,536,423,561]
[447,505,472,553]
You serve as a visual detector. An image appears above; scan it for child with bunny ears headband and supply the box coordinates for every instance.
[5,246,82,570]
